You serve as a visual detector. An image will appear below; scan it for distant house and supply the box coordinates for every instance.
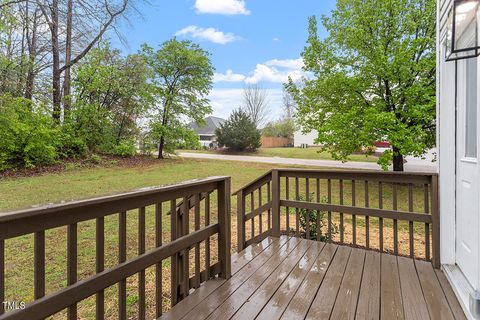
[293,129,319,147]
[189,116,225,148]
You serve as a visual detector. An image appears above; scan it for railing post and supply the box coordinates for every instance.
[431,175,440,269]
[237,189,245,252]
[271,169,281,237]
[218,177,231,279]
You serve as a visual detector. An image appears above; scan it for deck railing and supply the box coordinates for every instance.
[234,169,440,268]
[0,176,231,319]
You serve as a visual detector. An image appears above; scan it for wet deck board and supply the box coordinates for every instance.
[160,236,465,320]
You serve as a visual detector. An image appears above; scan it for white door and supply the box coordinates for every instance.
[456,57,480,290]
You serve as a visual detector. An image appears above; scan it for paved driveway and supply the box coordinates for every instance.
[178,152,436,172]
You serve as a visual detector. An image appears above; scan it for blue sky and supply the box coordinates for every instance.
[113,0,336,122]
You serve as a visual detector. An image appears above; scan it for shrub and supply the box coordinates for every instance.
[89,154,102,164]
[112,140,137,157]
[289,194,338,241]
[0,95,59,170]
[215,109,261,151]
[262,118,295,138]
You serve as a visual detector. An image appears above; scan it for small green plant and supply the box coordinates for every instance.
[290,194,338,242]
[112,140,137,157]
[89,154,102,164]
[65,162,81,171]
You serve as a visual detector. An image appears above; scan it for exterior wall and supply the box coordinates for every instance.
[198,134,216,148]
[438,0,456,266]
[438,1,480,318]
[293,130,319,147]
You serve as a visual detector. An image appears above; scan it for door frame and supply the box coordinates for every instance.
[454,57,480,291]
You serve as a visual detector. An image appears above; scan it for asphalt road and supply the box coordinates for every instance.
[178,152,437,173]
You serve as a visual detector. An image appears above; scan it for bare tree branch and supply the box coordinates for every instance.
[242,84,269,127]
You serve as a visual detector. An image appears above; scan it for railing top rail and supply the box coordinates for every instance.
[275,168,438,177]
[232,170,272,196]
[232,168,437,196]
[0,176,229,240]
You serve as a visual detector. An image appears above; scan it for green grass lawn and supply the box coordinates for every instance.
[179,146,379,163]
[0,158,428,319]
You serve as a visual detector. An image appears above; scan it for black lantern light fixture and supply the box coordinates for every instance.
[445,0,480,61]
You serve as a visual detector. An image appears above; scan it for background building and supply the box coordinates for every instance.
[189,116,225,148]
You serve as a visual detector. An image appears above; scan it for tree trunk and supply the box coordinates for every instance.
[50,0,61,122]
[158,136,165,159]
[392,146,404,171]
[24,6,38,101]
[62,0,73,118]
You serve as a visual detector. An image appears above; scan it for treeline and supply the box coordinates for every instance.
[0,1,214,170]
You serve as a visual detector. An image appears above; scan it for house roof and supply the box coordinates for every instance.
[190,116,225,135]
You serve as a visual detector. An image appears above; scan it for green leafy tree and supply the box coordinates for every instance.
[140,39,214,159]
[69,43,152,154]
[262,118,295,138]
[216,109,261,151]
[287,0,436,171]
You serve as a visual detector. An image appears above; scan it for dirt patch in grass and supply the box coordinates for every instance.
[0,155,160,180]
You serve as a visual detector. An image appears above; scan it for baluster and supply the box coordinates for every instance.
[67,223,77,320]
[305,178,310,240]
[119,212,127,320]
[316,178,321,241]
[236,190,245,252]
[352,180,356,245]
[170,199,178,305]
[424,184,430,261]
[34,231,45,303]
[205,193,211,278]
[392,184,398,255]
[295,177,300,237]
[96,217,105,320]
[267,182,271,230]
[155,203,163,317]
[379,182,384,251]
[258,186,263,235]
[408,184,414,258]
[285,177,290,235]
[339,179,344,244]
[365,181,370,249]
[327,179,332,242]
[250,192,255,239]
[182,197,190,298]
[138,207,146,320]
[33,230,45,319]
[217,178,232,279]
[194,194,201,288]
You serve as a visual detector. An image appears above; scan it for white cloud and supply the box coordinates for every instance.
[195,0,250,15]
[213,69,246,82]
[244,64,304,84]
[272,37,280,42]
[214,58,306,85]
[265,58,304,70]
[175,25,239,44]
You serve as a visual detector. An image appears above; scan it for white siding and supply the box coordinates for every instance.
[437,0,456,265]
[293,130,319,147]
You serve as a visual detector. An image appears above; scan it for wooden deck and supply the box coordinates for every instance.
[161,236,466,320]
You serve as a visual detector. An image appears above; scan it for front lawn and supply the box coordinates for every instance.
[179,147,379,163]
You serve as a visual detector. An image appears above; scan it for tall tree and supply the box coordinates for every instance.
[242,84,269,128]
[140,39,214,159]
[287,0,436,171]
[37,0,130,121]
